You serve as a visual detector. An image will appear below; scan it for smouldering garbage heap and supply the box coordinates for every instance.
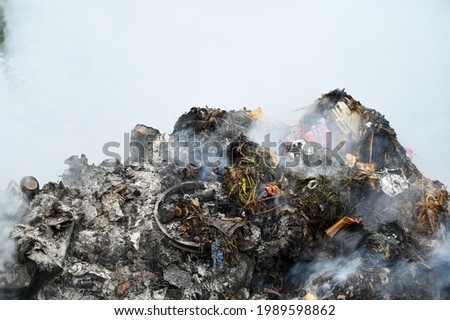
[0,89,449,300]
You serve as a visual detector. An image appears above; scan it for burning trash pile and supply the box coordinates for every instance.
[1,89,449,300]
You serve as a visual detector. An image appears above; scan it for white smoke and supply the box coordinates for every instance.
[246,118,290,152]
[286,255,362,299]
[0,0,448,190]
[0,181,27,271]
[429,226,450,298]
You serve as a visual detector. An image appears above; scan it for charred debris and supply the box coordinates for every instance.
[1,89,449,300]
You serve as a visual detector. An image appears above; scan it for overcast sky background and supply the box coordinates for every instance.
[0,0,449,189]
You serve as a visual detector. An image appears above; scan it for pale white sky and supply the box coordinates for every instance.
[0,0,449,188]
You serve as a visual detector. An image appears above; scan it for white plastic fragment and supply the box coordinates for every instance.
[68,262,112,279]
[377,168,409,196]
[129,231,141,251]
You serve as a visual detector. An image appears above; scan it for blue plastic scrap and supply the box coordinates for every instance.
[211,238,225,273]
